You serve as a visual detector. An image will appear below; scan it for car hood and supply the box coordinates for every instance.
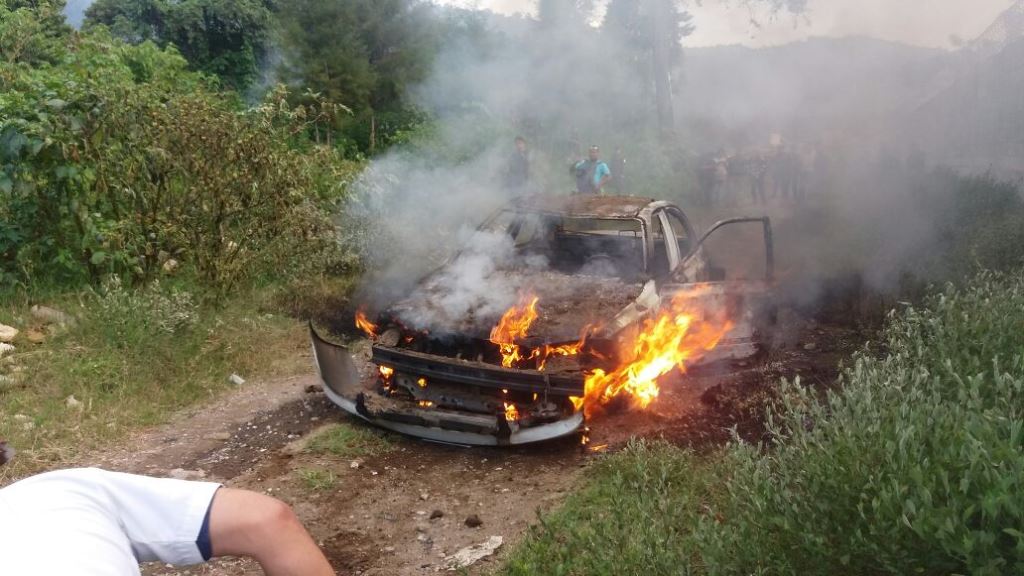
[386,269,645,343]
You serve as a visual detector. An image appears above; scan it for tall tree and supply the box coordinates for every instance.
[84,0,273,91]
[536,0,595,29]
[603,0,693,137]
[276,0,438,112]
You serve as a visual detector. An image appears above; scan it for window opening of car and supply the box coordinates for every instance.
[483,210,645,280]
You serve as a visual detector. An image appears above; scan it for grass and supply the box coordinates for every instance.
[295,467,338,491]
[504,440,713,576]
[0,279,311,481]
[503,269,1024,576]
[305,422,394,459]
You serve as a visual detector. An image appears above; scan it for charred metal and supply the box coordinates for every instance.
[312,195,776,445]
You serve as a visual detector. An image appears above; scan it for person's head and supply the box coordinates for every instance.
[515,136,527,153]
[588,145,600,161]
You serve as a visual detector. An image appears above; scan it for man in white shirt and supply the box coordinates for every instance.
[0,442,335,575]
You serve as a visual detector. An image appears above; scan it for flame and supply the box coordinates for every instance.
[418,400,434,408]
[490,295,594,370]
[355,309,378,338]
[378,365,394,385]
[504,402,520,422]
[489,295,540,368]
[530,324,593,371]
[417,377,427,388]
[570,292,733,418]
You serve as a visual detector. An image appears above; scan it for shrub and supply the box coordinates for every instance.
[503,270,1024,576]
[0,14,358,293]
[698,270,1024,575]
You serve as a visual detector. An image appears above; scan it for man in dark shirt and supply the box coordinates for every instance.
[572,145,612,195]
[504,136,530,194]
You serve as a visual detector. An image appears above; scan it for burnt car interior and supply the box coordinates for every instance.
[489,210,648,280]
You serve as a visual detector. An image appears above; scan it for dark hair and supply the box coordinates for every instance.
[514,136,526,143]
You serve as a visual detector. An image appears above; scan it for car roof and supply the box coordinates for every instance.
[508,194,659,219]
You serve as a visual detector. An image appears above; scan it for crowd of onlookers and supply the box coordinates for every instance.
[697,142,830,206]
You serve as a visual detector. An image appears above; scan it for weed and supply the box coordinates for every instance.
[295,467,337,491]
[503,269,1024,576]
[0,283,307,480]
[305,422,393,459]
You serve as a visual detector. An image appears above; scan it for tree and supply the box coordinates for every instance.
[0,0,70,64]
[84,0,273,91]
[276,0,438,112]
[602,0,694,138]
[536,0,595,29]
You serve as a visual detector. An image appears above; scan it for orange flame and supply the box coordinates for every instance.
[504,402,520,422]
[355,309,378,338]
[570,292,733,418]
[490,296,593,370]
[529,324,593,371]
[489,295,540,368]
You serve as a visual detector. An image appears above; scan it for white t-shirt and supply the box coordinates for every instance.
[0,467,221,576]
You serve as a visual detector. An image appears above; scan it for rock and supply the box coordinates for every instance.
[205,432,232,441]
[416,533,430,542]
[26,329,46,344]
[803,342,818,351]
[383,546,395,553]
[168,468,206,481]
[65,395,84,410]
[228,373,246,386]
[30,305,75,326]
[13,414,30,422]
[464,514,483,528]
[162,259,179,274]
[0,324,18,343]
[350,459,363,469]
[445,536,503,570]
[21,421,35,431]
[430,509,444,520]
[0,342,15,357]
[419,491,430,501]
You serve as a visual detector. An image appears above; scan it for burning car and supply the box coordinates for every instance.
[311,194,774,445]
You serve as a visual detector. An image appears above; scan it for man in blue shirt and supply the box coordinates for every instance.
[572,145,612,195]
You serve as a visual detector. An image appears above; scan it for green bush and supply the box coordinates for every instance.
[504,269,1024,576]
[0,10,358,293]
[698,270,1024,575]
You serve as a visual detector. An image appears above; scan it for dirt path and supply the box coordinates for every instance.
[64,308,862,576]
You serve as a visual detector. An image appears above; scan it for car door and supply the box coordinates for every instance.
[659,216,776,364]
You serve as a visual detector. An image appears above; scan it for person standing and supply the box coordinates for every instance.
[571,145,612,195]
[750,152,769,205]
[504,135,530,194]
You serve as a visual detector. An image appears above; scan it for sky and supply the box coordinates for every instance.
[435,0,1018,49]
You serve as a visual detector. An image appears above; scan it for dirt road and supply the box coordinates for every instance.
[70,309,861,575]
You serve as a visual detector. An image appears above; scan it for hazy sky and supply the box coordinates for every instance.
[435,0,1017,49]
